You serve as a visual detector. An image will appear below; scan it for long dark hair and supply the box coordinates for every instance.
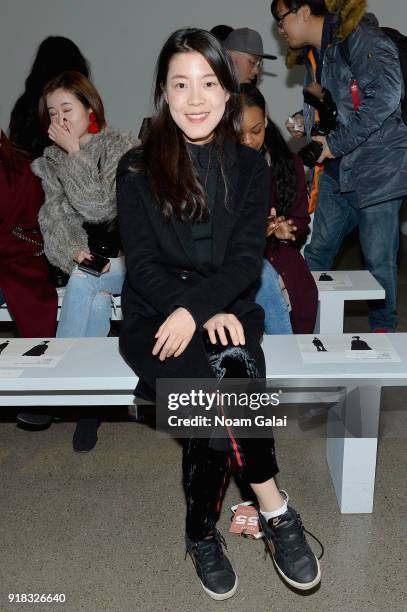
[135,28,241,222]
[240,84,297,216]
[8,36,90,158]
[0,129,29,185]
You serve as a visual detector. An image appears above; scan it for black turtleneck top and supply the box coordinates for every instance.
[187,141,219,266]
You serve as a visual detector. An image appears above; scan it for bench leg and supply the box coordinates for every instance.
[326,385,380,513]
[314,296,344,334]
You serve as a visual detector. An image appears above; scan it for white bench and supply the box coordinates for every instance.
[312,270,385,333]
[1,334,405,515]
[0,270,385,333]
[0,287,123,322]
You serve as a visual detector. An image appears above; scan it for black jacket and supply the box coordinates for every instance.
[116,140,269,327]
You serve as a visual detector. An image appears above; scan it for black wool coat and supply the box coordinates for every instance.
[117,140,269,324]
[116,139,270,388]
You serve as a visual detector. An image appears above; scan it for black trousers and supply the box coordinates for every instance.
[120,308,279,541]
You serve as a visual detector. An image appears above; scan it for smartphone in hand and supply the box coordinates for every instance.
[287,115,305,132]
[78,253,110,276]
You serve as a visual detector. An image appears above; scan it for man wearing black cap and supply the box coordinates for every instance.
[224,27,276,84]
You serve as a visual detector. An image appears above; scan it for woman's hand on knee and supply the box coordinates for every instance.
[203,313,245,346]
[153,307,196,361]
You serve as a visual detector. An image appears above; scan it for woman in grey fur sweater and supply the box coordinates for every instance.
[32,71,136,450]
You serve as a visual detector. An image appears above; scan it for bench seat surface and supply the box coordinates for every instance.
[1,335,407,393]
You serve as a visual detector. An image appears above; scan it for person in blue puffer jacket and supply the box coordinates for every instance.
[271,0,407,332]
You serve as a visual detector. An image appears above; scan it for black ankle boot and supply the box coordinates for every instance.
[72,417,100,452]
[185,529,238,601]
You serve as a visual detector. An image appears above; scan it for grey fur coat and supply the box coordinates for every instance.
[32,129,137,274]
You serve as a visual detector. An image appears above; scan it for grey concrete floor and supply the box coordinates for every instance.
[1,232,407,611]
[0,423,406,612]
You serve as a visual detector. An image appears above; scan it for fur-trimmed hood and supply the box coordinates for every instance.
[286,0,368,68]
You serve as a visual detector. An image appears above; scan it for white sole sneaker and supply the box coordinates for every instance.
[272,553,321,590]
[200,575,238,601]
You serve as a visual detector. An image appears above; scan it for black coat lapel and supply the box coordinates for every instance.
[143,183,203,271]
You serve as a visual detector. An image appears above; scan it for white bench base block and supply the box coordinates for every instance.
[326,385,380,513]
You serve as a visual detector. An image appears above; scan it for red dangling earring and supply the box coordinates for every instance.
[88,111,100,134]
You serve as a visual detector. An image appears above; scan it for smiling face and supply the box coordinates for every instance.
[163,51,230,144]
[241,104,266,151]
[46,88,92,141]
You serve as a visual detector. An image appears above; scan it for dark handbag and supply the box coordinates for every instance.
[10,226,44,256]
[83,218,121,258]
[10,226,69,287]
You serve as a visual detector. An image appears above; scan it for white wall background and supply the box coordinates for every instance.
[1,0,406,137]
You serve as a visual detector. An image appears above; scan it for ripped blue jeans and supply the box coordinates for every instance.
[56,257,126,338]
[255,259,292,334]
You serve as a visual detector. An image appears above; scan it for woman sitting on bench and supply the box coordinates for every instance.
[240,85,318,333]
[117,28,321,602]
[32,71,136,450]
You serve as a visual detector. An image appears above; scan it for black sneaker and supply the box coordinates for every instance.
[185,529,238,601]
[258,506,321,591]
